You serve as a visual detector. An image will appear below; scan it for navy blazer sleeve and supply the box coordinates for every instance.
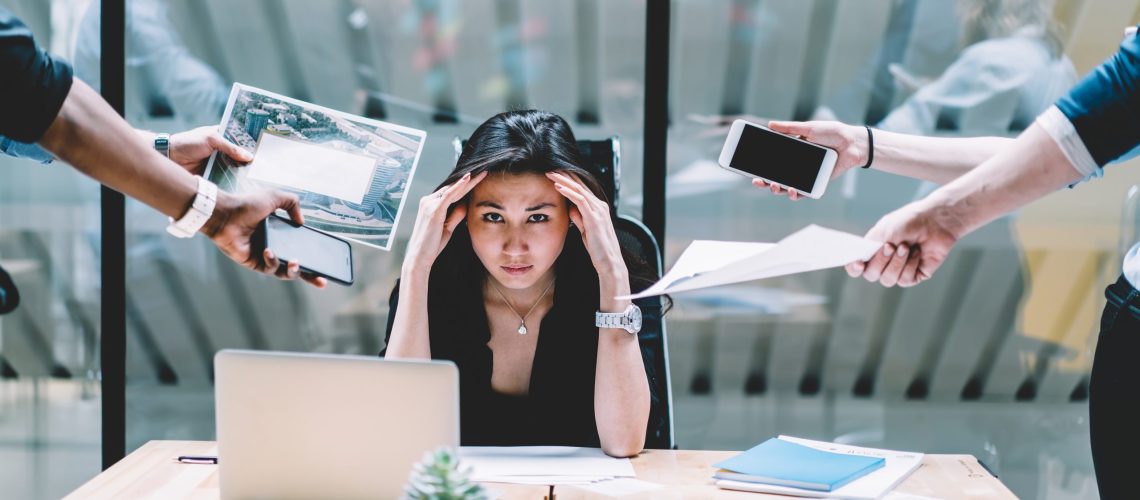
[1055,26,1140,167]
[0,8,74,143]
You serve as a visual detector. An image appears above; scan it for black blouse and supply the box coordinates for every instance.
[381,232,666,447]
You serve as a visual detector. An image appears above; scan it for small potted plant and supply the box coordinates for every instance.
[404,447,489,500]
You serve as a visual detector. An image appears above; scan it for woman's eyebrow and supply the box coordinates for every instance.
[526,202,556,211]
[474,200,503,209]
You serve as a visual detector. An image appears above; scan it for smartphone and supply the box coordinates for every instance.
[255,214,354,286]
[718,119,838,199]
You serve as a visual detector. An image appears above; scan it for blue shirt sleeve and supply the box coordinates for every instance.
[1054,26,1140,167]
[0,134,55,163]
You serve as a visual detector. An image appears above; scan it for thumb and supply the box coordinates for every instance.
[568,206,584,232]
[275,191,304,225]
[767,120,812,138]
[443,203,467,235]
[209,133,254,163]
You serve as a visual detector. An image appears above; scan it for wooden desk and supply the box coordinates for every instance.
[66,441,1017,499]
[557,450,1017,499]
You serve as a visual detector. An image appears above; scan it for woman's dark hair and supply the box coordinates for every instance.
[434,109,663,302]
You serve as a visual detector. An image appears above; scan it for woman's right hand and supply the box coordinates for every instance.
[752,120,870,200]
[402,171,487,277]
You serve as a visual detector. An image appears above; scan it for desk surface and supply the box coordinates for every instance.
[66,441,1017,499]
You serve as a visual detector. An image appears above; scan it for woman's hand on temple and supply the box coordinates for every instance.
[547,172,627,278]
[402,171,487,278]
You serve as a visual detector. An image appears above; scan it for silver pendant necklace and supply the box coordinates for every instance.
[488,276,556,335]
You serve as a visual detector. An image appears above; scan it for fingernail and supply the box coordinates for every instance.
[883,245,894,257]
[898,246,909,257]
[555,184,564,189]
[265,250,274,259]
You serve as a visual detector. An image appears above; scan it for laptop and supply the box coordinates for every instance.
[214,350,459,499]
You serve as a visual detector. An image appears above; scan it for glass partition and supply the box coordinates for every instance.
[119,0,648,452]
[663,1,1135,498]
[1,1,103,498]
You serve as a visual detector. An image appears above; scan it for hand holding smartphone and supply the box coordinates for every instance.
[718,119,838,199]
[254,214,355,286]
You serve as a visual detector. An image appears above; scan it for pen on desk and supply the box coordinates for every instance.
[176,455,218,464]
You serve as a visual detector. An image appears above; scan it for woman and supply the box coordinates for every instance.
[382,110,666,457]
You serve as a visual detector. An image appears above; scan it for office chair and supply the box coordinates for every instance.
[453,136,676,449]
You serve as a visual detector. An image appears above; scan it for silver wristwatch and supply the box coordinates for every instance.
[595,304,642,334]
[154,133,171,158]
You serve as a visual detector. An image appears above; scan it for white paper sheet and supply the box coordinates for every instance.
[247,133,377,204]
[716,436,924,499]
[624,225,881,299]
[459,446,635,485]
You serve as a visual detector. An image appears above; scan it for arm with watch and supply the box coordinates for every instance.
[547,172,651,458]
[38,80,326,287]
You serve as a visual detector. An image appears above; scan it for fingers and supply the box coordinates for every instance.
[208,132,253,163]
[301,272,328,289]
[750,178,799,200]
[898,247,923,288]
[846,260,866,278]
[860,244,896,283]
[438,171,488,206]
[550,172,592,210]
[877,244,910,287]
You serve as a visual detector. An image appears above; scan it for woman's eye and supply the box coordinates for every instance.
[482,213,504,223]
[527,214,550,223]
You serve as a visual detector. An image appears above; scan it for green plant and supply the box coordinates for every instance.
[403,447,489,500]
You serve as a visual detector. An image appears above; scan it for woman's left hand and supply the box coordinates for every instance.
[547,171,627,278]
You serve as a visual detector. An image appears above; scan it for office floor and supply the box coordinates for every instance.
[0,380,1097,499]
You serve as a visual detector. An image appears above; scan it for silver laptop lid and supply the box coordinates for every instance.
[215,350,459,500]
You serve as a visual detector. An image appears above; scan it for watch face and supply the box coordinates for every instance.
[628,305,643,333]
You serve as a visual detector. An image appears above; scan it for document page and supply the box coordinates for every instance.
[459,446,635,485]
[624,225,881,299]
[247,133,376,204]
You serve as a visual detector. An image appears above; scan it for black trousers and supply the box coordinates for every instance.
[1090,275,1140,499]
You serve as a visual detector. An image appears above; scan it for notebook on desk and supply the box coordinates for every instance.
[714,437,885,491]
[214,350,459,500]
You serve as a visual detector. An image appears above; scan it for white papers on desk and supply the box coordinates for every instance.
[716,436,924,499]
[459,446,635,485]
[623,225,881,300]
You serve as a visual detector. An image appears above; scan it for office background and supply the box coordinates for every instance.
[2,0,1139,498]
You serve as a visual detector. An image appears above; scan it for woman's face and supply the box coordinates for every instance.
[467,171,570,290]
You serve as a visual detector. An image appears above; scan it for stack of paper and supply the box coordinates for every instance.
[458,447,636,485]
[714,438,885,491]
[715,436,924,499]
[621,225,881,300]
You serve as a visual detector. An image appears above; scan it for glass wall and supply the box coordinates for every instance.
[117,0,649,453]
[8,0,1137,498]
[0,1,103,498]
[663,1,1138,498]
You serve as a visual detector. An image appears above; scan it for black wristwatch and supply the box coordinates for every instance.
[154,133,171,158]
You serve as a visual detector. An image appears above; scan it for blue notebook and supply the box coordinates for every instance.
[713,438,886,492]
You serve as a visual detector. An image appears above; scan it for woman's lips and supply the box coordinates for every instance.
[501,265,533,275]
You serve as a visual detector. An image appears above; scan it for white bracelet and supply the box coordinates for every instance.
[166,177,218,238]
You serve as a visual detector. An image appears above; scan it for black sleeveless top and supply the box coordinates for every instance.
[381,226,666,447]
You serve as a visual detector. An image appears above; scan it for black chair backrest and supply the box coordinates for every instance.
[615,215,674,449]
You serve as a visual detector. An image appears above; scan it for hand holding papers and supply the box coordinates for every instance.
[623,225,881,299]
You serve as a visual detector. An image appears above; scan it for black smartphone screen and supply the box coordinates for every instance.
[265,216,353,285]
[730,124,827,192]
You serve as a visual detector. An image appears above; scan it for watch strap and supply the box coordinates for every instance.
[166,177,217,238]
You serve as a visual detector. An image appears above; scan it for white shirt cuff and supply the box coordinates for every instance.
[1036,105,1103,185]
